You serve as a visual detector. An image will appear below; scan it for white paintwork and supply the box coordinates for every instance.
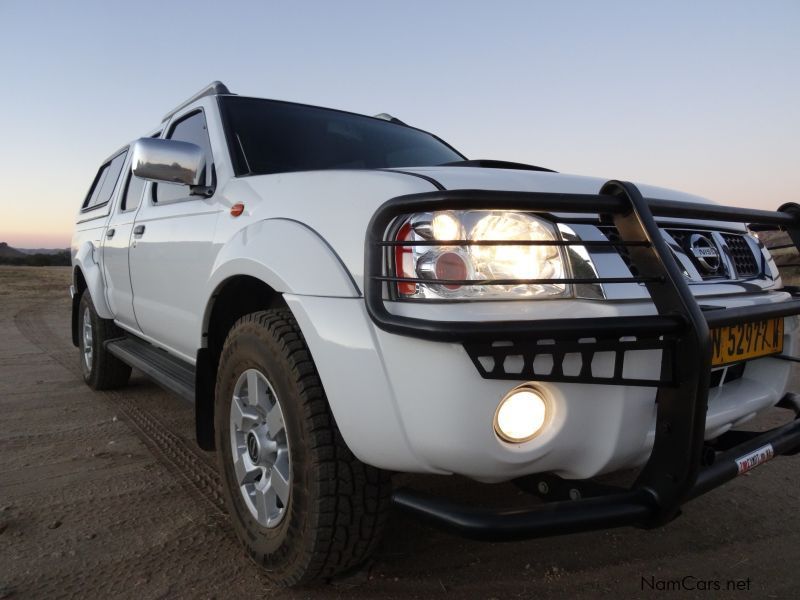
[125,102,224,360]
[289,291,797,481]
[71,91,797,482]
[208,219,359,297]
[101,152,141,332]
[212,169,437,295]
[71,157,122,319]
[226,168,760,295]
[285,294,427,471]
[128,194,221,361]
[72,238,113,319]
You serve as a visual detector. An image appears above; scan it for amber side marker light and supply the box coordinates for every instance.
[230,203,245,217]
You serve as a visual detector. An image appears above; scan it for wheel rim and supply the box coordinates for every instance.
[229,368,291,528]
[82,307,93,370]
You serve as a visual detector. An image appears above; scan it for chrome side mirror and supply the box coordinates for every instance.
[131,138,210,194]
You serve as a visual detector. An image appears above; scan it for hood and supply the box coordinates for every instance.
[393,166,721,214]
[391,165,747,232]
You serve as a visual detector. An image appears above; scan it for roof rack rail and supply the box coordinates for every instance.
[162,81,232,123]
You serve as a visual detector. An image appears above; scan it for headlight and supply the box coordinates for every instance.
[392,210,569,300]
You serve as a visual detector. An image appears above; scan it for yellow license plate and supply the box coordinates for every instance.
[711,318,784,367]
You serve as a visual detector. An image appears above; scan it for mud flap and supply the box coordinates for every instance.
[195,347,216,451]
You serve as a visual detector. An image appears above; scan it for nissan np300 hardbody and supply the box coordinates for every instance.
[71,82,800,585]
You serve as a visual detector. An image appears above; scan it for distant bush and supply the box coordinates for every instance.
[0,250,70,267]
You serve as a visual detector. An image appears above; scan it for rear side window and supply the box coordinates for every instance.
[83,150,128,210]
[121,172,146,212]
[154,111,213,204]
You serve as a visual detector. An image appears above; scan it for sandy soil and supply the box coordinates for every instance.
[1,266,799,599]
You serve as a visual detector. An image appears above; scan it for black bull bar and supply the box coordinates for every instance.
[363,180,800,539]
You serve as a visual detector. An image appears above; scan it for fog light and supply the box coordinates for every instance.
[494,386,548,443]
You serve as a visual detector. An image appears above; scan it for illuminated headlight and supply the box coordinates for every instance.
[393,210,568,300]
[494,385,549,443]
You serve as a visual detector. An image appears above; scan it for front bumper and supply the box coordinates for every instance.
[289,293,797,480]
[392,393,800,541]
[359,180,800,532]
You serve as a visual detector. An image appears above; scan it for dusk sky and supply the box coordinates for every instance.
[1,0,798,248]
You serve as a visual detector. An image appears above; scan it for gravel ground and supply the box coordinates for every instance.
[1,266,799,599]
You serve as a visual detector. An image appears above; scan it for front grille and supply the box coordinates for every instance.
[600,226,761,281]
[667,229,688,249]
[665,229,727,280]
[722,233,759,277]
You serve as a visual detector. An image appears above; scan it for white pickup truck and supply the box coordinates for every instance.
[71,82,800,586]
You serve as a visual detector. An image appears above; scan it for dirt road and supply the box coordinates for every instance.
[1,267,799,599]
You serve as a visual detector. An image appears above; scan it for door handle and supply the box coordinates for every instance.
[133,225,146,236]
[106,228,115,238]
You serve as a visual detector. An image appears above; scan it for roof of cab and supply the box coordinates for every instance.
[162,81,232,123]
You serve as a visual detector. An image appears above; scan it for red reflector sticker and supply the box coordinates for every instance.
[735,444,774,475]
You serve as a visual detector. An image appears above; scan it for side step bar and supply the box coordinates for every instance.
[106,335,195,402]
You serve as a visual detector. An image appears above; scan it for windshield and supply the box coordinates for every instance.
[218,96,464,176]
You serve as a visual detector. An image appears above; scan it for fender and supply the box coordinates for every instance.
[195,218,360,451]
[202,218,360,334]
[73,241,113,319]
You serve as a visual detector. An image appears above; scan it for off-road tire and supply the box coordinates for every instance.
[78,291,131,389]
[214,308,391,586]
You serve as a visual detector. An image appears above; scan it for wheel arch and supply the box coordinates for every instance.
[195,218,360,450]
[195,274,286,450]
[71,266,88,347]
[72,241,113,317]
